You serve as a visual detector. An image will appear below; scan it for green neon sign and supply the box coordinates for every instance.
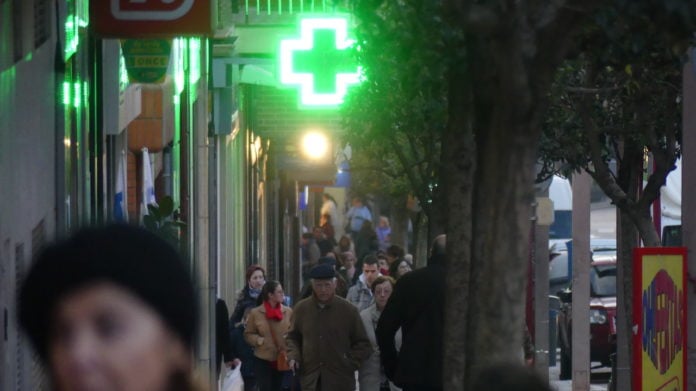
[279,16,362,108]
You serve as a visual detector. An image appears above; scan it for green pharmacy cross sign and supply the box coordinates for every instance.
[279,17,362,108]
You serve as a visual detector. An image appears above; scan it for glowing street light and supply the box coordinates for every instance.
[301,131,329,160]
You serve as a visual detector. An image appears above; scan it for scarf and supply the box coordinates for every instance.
[264,300,283,321]
[248,287,261,299]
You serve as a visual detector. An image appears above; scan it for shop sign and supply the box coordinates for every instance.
[92,0,213,38]
[122,39,171,84]
[279,16,362,109]
[632,247,687,391]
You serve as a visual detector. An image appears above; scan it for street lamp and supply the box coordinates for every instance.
[301,131,329,160]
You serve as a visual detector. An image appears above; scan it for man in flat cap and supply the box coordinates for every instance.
[286,264,373,391]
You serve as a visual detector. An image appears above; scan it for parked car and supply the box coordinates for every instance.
[556,251,617,380]
[549,238,616,294]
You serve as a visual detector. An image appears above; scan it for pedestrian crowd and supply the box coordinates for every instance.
[16,196,549,391]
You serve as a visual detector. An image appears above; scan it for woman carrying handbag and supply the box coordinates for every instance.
[245,280,293,391]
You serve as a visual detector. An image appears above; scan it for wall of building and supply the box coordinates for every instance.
[0,43,58,391]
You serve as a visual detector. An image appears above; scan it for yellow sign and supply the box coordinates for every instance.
[634,248,686,391]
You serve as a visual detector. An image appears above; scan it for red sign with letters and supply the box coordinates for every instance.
[92,0,214,38]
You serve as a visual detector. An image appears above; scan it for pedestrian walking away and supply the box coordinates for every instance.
[376,235,446,391]
[286,263,373,391]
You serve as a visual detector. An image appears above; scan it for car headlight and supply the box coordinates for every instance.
[590,309,608,324]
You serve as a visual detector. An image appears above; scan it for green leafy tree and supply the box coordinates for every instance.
[342,0,451,244]
[539,2,695,385]
[345,0,695,388]
[143,196,186,252]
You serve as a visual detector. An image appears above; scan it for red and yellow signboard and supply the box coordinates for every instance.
[633,247,687,391]
[92,0,214,38]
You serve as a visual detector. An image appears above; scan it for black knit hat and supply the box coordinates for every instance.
[18,224,198,363]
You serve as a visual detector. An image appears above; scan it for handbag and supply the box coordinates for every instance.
[266,316,291,372]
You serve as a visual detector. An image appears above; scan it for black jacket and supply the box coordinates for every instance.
[230,286,258,325]
[376,262,445,388]
[216,299,235,375]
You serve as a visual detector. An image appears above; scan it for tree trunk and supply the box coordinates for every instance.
[390,200,410,250]
[617,208,639,390]
[442,76,474,390]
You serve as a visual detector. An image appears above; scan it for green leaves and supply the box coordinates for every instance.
[142,196,185,250]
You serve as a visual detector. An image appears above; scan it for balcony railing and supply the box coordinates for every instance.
[231,0,351,24]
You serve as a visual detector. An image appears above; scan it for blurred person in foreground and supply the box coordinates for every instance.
[18,224,203,391]
[359,276,401,391]
[286,263,373,391]
[376,235,446,391]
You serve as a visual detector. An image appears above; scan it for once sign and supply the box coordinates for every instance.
[279,16,362,109]
[122,39,171,84]
[92,0,213,38]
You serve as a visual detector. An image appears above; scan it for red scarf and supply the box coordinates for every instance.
[264,300,283,321]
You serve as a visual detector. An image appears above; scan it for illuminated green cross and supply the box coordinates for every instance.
[279,17,362,108]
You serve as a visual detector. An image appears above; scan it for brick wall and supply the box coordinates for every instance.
[252,85,343,137]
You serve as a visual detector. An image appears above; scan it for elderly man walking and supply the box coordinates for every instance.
[286,264,373,391]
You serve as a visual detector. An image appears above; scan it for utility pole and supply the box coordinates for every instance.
[571,171,591,391]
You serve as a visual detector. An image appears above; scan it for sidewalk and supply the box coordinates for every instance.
[547,353,611,391]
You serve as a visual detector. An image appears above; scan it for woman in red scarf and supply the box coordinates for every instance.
[244,280,293,391]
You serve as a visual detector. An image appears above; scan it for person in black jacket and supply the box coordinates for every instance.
[216,298,239,378]
[230,264,266,325]
[376,235,446,391]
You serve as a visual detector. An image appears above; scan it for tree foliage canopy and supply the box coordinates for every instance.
[341,0,454,218]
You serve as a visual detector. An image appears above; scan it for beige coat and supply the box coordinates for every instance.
[286,294,373,391]
[358,304,401,391]
[244,303,293,361]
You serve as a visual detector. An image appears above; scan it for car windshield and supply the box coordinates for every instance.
[590,264,616,297]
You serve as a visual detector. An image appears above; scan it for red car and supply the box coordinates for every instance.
[556,254,617,380]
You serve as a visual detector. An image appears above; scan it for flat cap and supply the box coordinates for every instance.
[309,263,335,279]
[317,256,336,266]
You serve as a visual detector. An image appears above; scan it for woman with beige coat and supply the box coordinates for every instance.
[359,276,402,391]
[245,280,293,391]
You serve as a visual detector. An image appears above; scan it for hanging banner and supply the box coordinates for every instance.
[632,247,687,391]
[92,0,214,38]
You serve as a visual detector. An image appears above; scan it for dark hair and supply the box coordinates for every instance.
[362,254,378,266]
[18,224,197,363]
[395,259,413,278]
[370,275,396,293]
[258,280,282,306]
[323,193,336,203]
[245,264,266,284]
[386,244,405,260]
[338,235,352,249]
